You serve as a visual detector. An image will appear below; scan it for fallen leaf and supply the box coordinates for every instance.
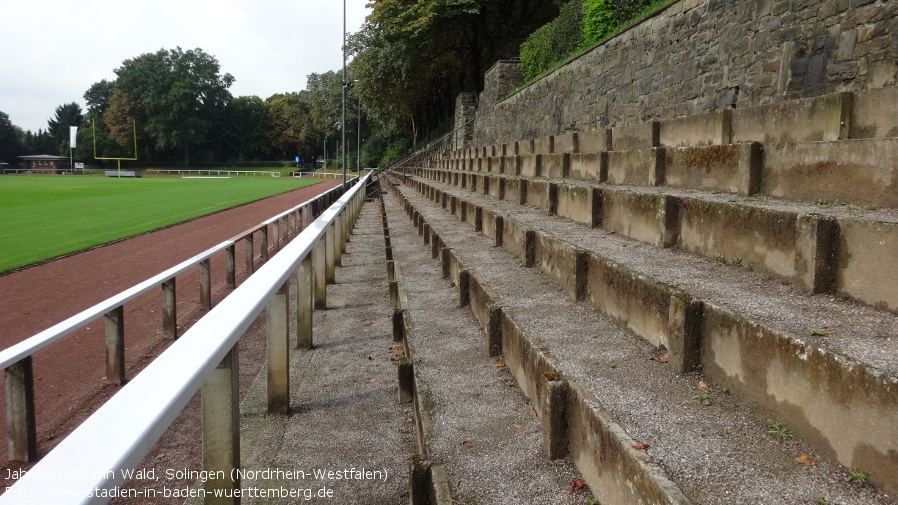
[363,319,373,326]
[544,372,559,381]
[155,454,166,460]
[462,440,473,448]
[795,453,816,466]
[698,380,709,389]
[569,478,587,494]
[369,379,376,383]
[513,423,523,430]
[649,353,669,363]
[632,443,650,450]
[494,362,506,368]
[527,409,537,418]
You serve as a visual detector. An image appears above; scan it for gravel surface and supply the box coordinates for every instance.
[236,203,415,504]
[383,195,587,505]
[395,182,895,505]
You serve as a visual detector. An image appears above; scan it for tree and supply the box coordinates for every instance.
[0,111,24,163]
[104,87,150,159]
[349,0,561,143]
[83,79,121,162]
[223,95,271,161]
[84,80,115,117]
[47,103,83,156]
[113,47,234,165]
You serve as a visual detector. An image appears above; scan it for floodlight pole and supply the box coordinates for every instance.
[341,0,347,189]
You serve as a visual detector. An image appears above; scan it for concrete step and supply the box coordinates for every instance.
[381,193,587,504]
[444,87,898,157]
[443,136,898,210]
[397,176,898,499]
[420,165,898,313]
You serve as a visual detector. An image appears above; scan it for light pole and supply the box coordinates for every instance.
[341,0,347,188]
[355,79,360,173]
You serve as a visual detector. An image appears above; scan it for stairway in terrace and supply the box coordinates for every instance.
[372,86,898,504]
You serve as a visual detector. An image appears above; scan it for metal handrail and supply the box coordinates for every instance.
[0,242,229,370]
[0,173,369,503]
[369,118,474,190]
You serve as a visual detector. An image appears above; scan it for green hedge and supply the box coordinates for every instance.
[520,0,664,83]
[582,0,617,45]
[520,0,584,82]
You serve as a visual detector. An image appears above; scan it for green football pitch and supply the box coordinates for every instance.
[0,175,323,274]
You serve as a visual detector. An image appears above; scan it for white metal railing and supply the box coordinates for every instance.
[0,241,229,371]
[146,169,282,177]
[0,176,366,503]
[292,171,365,179]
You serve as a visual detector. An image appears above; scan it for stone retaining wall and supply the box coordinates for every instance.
[472,0,897,147]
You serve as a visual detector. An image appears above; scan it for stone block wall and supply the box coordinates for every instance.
[472,0,897,147]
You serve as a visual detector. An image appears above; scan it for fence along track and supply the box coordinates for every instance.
[0,175,367,503]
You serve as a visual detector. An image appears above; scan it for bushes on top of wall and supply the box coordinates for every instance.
[520,0,669,83]
[520,0,585,82]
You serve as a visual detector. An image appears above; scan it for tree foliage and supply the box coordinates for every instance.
[111,47,234,165]
[350,0,562,144]
[520,0,584,81]
[0,111,24,163]
[223,95,271,162]
[46,102,83,156]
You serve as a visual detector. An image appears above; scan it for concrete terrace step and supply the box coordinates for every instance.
[397,176,898,499]
[420,164,898,312]
[381,194,586,504]
[232,203,414,504]
[389,183,895,504]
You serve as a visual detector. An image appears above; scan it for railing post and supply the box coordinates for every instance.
[342,207,350,250]
[162,278,177,339]
[267,280,290,414]
[105,306,126,385]
[335,214,343,267]
[5,357,37,462]
[244,234,254,275]
[297,256,313,349]
[261,225,269,262]
[202,345,240,503]
[225,244,236,288]
[313,236,327,310]
[199,258,212,311]
[325,223,336,284]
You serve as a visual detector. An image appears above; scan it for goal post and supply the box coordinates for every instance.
[93,118,138,177]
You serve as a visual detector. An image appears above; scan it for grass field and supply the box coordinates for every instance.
[0,175,323,273]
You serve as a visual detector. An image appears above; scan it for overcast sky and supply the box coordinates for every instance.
[1,0,370,133]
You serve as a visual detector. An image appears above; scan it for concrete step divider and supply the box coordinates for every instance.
[402,175,898,496]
